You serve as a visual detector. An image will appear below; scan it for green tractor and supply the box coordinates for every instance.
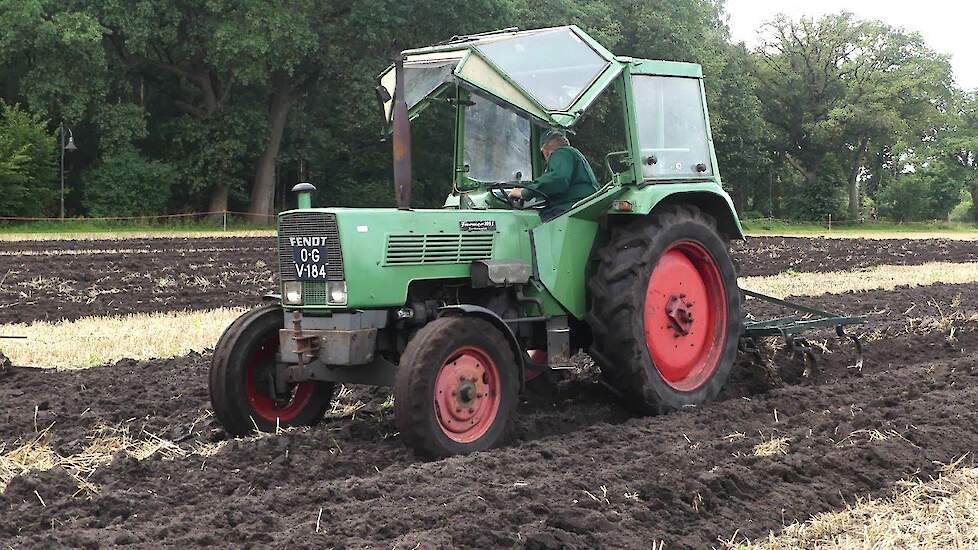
[209,26,749,456]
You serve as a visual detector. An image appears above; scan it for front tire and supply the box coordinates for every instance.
[394,316,519,457]
[587,205,741,413]
[209,304,335,435]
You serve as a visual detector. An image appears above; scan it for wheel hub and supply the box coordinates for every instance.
[244,334,316,422]
[643,241,728,391]
[434,348,501,443]
[665,294,695,336]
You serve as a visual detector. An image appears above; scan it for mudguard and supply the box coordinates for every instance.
[437,304,527,388]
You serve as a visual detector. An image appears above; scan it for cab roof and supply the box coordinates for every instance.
[378,25,703,128]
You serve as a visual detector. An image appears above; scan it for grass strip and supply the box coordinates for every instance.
[729,459,978,549]
[0,230,275,241]
[740,261,978,299]
[1,308,245,370]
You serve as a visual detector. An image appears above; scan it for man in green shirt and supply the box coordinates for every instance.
[508,129,599,221]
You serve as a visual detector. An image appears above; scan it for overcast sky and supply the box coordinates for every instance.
[725,0,977,91]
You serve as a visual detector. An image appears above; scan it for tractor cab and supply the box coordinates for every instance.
[375,26,724,218]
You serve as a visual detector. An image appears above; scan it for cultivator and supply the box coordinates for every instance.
[740,289,866,376]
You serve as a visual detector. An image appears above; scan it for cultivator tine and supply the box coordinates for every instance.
[837,325,864,371]
[738,337,766,367]
[784,333,818,378]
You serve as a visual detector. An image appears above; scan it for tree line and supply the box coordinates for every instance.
[1,0,975,223]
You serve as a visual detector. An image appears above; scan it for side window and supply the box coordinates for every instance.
[573,77,627,182]
[463,96,532,184]
[632,76,713,179]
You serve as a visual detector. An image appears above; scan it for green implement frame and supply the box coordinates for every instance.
[740,288,866,372]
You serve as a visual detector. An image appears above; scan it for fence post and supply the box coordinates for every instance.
[827,213,832,230]
[222,211,227,232]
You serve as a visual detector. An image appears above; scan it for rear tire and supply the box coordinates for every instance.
[394,316,518,457]
[587,205,741,413]
[209,304,335,435]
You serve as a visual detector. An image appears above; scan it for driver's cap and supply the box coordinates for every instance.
[539,128,567,149]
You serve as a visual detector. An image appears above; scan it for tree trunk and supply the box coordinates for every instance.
[731,179,746,213]
[208,181,230,221]
[847,178,860,221]
[248,82,292,221]
[846,140,869,222]
[970,183,978,225]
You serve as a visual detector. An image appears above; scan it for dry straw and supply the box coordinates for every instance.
[0,424,199,495]
[728,459,978,549]
[753,436,791,457]
[740,261,978,299]
[2,308,245,369]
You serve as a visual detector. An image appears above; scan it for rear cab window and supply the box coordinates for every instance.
[632,76,713,180]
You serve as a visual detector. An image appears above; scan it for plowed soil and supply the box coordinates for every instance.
[1,234,976,324]
[2,280,977,548]
[734,235,978,276]
[0,237,274,324]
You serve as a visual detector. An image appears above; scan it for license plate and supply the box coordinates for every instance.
[289,237,329,281]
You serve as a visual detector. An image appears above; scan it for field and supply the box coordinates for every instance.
[1,234,977,548]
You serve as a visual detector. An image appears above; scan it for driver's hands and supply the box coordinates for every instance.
[508,188,523,199]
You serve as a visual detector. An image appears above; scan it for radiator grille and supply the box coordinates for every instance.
[302,282,330,305]
[278,212,344,282]
[385,233,494,265]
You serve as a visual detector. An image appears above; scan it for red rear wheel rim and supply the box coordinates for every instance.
[434,346,501,443]
[244,333,316,423]
[643,240,728,391]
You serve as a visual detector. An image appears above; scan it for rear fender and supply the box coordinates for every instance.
[611,185,744,240]
[438,304,527,389]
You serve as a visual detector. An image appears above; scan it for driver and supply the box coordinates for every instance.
[508,129,599,221]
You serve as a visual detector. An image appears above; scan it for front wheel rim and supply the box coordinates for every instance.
[643,240,728,391]
[243,332,316,423]
[433,346,501,443]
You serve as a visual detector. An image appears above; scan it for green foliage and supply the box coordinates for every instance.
[942,92,978,223]
[82,148,176,216]
[0,2,970,223]
[755,13,954,218]
[949,194,974,223]
[877,165,964,222]
[94,103,147,153]
[0,1,107,122]
[0,101,56,216]
[784,176,845,221]
[877,176,933,222]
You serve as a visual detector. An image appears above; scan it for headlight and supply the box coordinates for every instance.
[327,281,347,305]
[283,282,303,305]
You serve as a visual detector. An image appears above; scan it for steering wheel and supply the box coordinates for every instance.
[486,183,550,210]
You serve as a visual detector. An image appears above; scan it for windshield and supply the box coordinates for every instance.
[633,76,713,178]
[463,96,532,183]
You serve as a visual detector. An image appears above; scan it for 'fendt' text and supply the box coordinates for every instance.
[289,236,328,247]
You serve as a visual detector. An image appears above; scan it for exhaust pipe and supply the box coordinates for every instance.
[392,56,412,210]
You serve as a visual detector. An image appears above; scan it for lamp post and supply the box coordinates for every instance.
[59,121,77,220]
